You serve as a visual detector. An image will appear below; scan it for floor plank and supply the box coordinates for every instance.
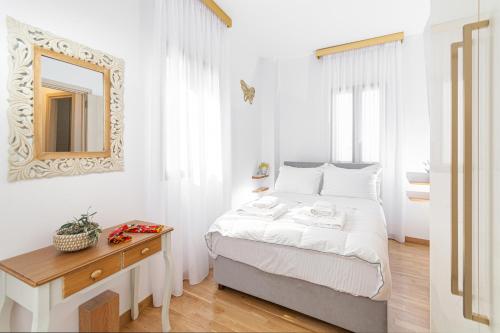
[122,240,429,332]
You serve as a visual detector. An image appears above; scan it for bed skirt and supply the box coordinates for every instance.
[214,256,388,333]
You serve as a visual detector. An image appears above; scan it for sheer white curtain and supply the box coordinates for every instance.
[150,0,230,298]
[322,42,405,241]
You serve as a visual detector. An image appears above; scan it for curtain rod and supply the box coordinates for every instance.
[315,32,404,59]
[201,0,232,28]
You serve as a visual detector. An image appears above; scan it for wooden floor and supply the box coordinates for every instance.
[387,241,429,332]
[122,240,429,332]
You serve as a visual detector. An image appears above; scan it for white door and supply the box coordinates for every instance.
[429,0,499,332]
[480,1,500,332]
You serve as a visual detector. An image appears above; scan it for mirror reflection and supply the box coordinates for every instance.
[41,56,106,153]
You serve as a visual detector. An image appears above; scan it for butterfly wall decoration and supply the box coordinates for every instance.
[240,80,255,104]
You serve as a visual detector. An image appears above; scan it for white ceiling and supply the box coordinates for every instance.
[218,0,430,58]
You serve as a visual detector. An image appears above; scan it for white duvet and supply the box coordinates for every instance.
[205,192,392,301]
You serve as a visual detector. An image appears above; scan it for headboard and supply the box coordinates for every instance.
[283,161,374,169]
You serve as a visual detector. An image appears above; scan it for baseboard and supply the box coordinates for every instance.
[119,294,154,328]
[405,236,429,246]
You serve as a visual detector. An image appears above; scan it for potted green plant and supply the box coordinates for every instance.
[53,209,102,252]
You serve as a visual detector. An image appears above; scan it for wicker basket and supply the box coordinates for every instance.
[53,230,99,252]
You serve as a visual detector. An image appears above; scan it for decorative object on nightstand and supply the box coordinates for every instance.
[252,162,270,193]
[53,209,102,252]
[240,80,255,104]
[252,162,269,179]
[257,162,269,176]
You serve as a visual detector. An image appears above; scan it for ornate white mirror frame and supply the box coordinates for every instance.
[6,17,124,181]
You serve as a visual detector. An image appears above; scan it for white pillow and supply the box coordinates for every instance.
[321,164,382,201]
[274,166,323,195]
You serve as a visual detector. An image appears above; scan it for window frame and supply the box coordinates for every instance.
[330,85,381,164]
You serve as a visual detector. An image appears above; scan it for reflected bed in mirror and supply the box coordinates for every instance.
[34,46,110,160]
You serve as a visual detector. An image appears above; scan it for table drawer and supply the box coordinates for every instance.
[63,253,121,298]
[123,237,162,268]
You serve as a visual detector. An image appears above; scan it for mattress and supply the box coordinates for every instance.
[206,192,391,300]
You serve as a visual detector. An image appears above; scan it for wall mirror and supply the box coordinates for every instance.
[35,47,110,159]
[6,17,124,181]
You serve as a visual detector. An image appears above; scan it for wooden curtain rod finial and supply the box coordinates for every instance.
[315,32,404,58]
[201,0,232,28]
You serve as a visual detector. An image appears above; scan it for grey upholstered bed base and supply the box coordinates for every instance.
[214,256,388,333]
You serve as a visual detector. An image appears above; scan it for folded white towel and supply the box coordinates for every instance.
[310,201,335,217]
[237,203,288,221]
[252,196,279,209]
[293,207,346,230]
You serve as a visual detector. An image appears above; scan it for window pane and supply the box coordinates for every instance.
[332,90,353,162]
[361,88,380,162]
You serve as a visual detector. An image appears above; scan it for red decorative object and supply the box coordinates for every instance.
[108,224,164,244]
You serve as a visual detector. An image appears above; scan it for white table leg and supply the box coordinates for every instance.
[31,284,50,332]
[131,265,140,320]
[0,272,14,332]
[161,233,173,332]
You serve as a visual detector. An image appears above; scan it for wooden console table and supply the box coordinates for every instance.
[0,221,173,332]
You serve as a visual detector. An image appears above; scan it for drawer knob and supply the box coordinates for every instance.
[90,269,102,280]
[141,247,150,255]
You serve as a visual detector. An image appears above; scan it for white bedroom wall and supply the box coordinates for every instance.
[401,34,431,240]
[255,58,279,188]
[0,0,152,331]
[277,56,330,165]
[228,54,281,203]
[227,29,264,207]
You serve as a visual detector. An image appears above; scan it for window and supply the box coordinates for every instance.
[331,87,381,163]
[333,90,354,162]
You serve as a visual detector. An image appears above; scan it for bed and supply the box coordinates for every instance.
[205,162,391,333]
